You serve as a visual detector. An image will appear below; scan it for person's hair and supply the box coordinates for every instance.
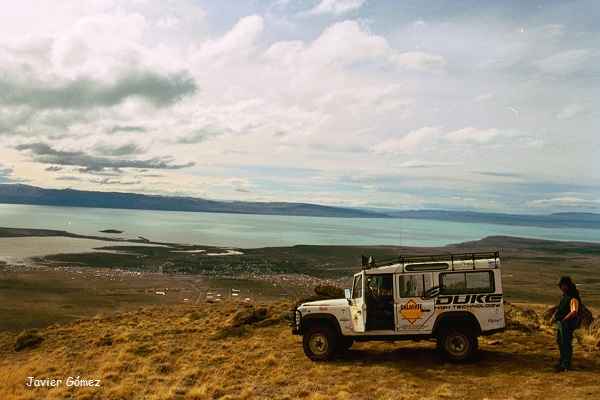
[558,276,580,299]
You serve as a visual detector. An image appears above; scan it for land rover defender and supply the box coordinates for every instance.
[291,251,505,362]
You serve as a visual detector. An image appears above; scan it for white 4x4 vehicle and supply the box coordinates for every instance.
[292,252,505,362]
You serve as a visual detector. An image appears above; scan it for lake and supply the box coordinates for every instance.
[0,204,599,251]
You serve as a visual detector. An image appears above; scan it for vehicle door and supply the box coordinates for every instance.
[350,272,366,333]
[395,273,436,333]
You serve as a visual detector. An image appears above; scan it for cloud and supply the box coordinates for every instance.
[371,126,539,156]
[0,164,13,183]
[195,15,264,61]
[15,142,194,172]
[110,125,147,134]
[371,127,441,155]
[556,104,586,120]
[534,49,594,75]
[264,20,445,71]
[93,142,144,156]
[391,51,446,71]
[308,0,367,15]
[474,93,494,102]
[475,171,523,178]
[0,71,197,110]
[527,196,600,209]
[78,167,122,176]
[56,175,82,182]
[156,16,180,30]
[445,127,539,147]
[176,126,230,144]
[302,20,389,66]
[398,160,458,169]
[89,177,142,185]
[445,127,502,144]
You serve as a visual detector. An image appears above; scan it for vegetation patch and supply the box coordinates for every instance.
[227,306,269,327]
[212,303,290,340]
[294,284,345,308]
[211,325,251,340]
[14,329,43,351]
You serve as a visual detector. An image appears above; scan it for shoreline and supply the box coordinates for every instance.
[2,226,600,249]
[0,227,177,246]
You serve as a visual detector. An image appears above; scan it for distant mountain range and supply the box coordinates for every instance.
[0,184,380,218]
[0,184,598,229]
[379,209,600,229]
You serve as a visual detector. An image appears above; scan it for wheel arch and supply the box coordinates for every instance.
[433,311,482,336]
[301,313,342,337]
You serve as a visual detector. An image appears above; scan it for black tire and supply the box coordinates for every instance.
[302,325,338,361]
[438,329,477,362]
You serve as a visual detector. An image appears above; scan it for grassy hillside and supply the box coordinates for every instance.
[1,301,599,400]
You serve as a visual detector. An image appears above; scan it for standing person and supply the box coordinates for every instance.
[553,276,580,372]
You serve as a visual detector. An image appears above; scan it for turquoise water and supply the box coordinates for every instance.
[0,203,599,248]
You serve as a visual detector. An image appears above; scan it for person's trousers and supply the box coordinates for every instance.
[556,321,573,369]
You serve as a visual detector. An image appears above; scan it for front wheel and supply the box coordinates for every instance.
[303,326,338,361]
[438,329,477,362]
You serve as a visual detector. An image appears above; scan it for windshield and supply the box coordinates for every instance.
[352,274,363,299]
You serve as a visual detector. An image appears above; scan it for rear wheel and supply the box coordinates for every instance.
[438,329,477,362]
[303,325,338,361]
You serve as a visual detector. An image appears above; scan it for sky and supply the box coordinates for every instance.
[0,0,598,213]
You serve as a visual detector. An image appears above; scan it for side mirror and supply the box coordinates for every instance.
[344,288,352,305]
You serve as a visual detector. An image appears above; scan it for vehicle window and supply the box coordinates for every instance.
[440,273,464,292]
[366,274,393,298]
[352,274,363,299]
[398,275,424,297]
[423,273,434,295]
[466,272,494,292]
[440,271,494,294]
[405,263,448,272]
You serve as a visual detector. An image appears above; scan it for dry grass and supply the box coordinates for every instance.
[1,301,599,400]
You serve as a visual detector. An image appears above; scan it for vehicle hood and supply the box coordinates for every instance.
[300,298,348,307]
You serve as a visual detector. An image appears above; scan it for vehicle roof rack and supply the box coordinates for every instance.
[361,251,499,270]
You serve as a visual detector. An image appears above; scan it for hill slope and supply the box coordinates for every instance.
[1,302,599,400]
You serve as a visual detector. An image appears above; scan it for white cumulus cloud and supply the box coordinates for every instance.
[194,15,264,62]
[445,127,501,144]
[308,0,367,16]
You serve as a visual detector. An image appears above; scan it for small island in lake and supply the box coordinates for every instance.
[99,229,123,234]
